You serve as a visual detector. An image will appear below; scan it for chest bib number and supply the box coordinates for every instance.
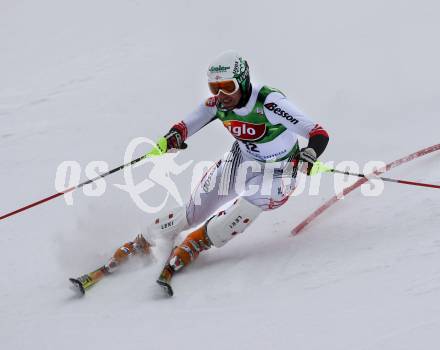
[244,142,259,153]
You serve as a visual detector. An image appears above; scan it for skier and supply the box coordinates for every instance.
[70,50,329,296]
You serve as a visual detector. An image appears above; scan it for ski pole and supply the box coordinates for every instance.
[310,161,440,190]
[0,138,168,222]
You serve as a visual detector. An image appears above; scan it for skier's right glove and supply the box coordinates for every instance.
[164,128,188,151]
[299,147,317,175]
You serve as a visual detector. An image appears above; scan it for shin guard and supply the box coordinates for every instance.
[206,197,262,248]
[148,206,189,241]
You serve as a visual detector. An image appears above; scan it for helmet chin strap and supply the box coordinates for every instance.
[236,83,252,109]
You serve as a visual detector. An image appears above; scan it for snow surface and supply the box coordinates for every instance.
[1,1,439,349]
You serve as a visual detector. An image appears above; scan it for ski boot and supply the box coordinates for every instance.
[156,225,212,297]
[69,266,108,295]
[70,233,152,295]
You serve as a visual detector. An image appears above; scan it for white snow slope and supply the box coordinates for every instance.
[1,1,439,349]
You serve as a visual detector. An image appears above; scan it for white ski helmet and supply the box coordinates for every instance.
[207,50,250,96]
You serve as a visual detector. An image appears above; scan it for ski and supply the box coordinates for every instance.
[156,279,174,297]
[156,262,175,297]
[69,277,87,295]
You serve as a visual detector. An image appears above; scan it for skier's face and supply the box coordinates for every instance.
[217,88,242,110]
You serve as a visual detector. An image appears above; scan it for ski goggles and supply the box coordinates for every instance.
[208,79,239,96]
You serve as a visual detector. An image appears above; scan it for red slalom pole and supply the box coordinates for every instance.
[292,143,440,235]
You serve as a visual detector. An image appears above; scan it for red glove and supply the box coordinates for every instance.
[164,128,187,150]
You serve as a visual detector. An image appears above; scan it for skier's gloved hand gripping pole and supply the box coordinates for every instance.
[163,128,188,151]
[298,130,329,175]
[0,131,184,221]
[307,160,440,190]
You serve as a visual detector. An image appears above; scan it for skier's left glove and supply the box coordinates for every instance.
[299,147,317,175]
[164,128,188,151]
